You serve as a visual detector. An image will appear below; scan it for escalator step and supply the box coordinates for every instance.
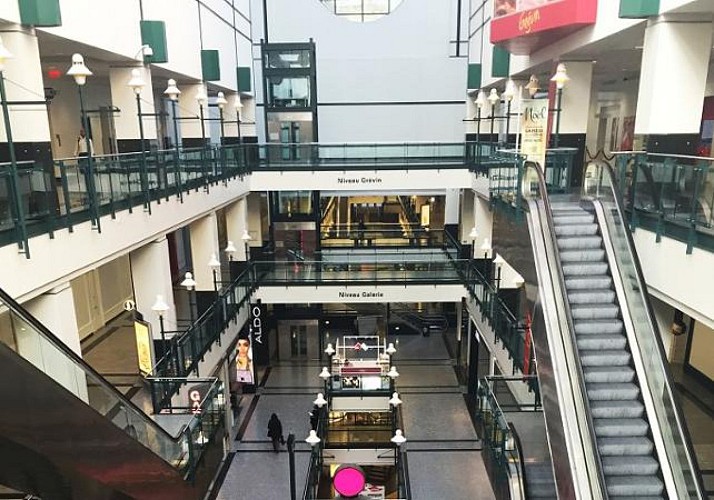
[584,366,635,383]
[566,277,614,290]
[571,305,620,320]
[559,249,607,262]
[557,236,603,250]
[594,418,649,437]
[555,223,599,236]
[602,456,660,475]
[562,262,609,276]
[586,382,640,401]
[577,333,627,350]
[597,437,654,456]
[575,320,624,335]
[606,475,664,497]
[568,289,617,305]
[580,350,631,367]
[552,214,596,225]
[591,400,645,419]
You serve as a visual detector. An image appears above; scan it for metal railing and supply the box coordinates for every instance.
[613,151,714,253]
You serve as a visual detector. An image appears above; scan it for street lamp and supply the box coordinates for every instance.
[180,271,197,323]
[208,253,221,292]
[481,238,492,259]
[314,392,328,408]
[224,240,237,262]
[503,79,516,140]
[319,366,331,394]
[216,91,228,143]
[127,68,151,213]
[389,391,402,407]
[550,63,569,148]
[391,429,407,469]
[525,75,539,98]
[67,53,100,231]
[469,226,478,258]
[163,79,183,202]
[196,84,208,147]
[235,95,243,142]
[305,429,321,446]
[151,294,170,344]
[487,88,500,141]
[241,229,252,262]
[493,254,505,291]
[386,342,396,368]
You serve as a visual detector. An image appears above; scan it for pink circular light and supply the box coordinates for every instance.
[333,464,366,497]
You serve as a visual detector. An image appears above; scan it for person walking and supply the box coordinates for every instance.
[267,413,284,453]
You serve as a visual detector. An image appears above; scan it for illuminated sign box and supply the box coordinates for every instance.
[491,0,597,55]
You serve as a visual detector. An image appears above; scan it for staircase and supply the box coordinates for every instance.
[551,200,665,499]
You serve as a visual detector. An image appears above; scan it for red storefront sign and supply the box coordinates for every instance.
[491,0,598,54]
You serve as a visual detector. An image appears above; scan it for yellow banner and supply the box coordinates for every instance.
[520,98,549,167]
[134,320,153,376]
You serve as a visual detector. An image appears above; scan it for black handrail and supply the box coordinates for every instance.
[509,424,529,500]
[595,160,707,498]
[522,160,609,498]
[0,286,182,446]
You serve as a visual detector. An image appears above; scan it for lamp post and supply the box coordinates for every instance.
[503,79,516,141]
[235,95,243,143]
[324,342,335,365]
[151,294,170,344]
[67,53,100,231]
[525,75,539,98]
[225,240,237,262]
[387,365,399,393]
[208,253,221,292]
[391,429,407,475]
[474,90,486,144]
[163,79,183,202]
[481,238,492,259]
[386,342,396,369]
[180,271,197,323]
[216,91,227,143]
[128,68,151,213]
[241,229,252,262]
[493,254,505,292]
[319,366,331,395]
[196,85,208,146]
[304,429,321,500]
[487,88,500,141]
[287,432,297,500]
[550,63,569,148]
[468,226,478,259]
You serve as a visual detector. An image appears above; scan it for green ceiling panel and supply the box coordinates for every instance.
[140,21,168,64]
[18,0,62,27]
[491,46,510,78]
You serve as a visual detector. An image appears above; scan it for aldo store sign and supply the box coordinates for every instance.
[250,301,269,365]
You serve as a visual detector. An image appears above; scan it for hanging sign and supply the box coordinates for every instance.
[134,319,153,376]
[520,98,549,168]
[250,301,270,365]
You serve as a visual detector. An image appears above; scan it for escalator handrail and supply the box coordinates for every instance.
[0,286,187,445]
[509,423,528,500]
[522,160,609,499]
[592,160,707,498]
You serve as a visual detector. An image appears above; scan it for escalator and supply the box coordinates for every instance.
[389,303,448,336]
[521,160,705,498]
[0,287,224,500]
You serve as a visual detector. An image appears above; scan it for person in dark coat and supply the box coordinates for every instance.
[267,413,284,452]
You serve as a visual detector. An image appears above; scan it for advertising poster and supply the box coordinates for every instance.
[520,98,549,167]
[134,319,153,376]
[188,382,213,415]
[235,333,255,386]
[494,0,562,18]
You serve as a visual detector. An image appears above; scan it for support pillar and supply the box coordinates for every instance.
[225,197,249,261]
[460,189,476,255]
[130,236,177,339]
[473,195,492,255]
[189,213,220,291]
[24,283,81,355]
[635,16,713,154]
[0,26,52,167]
[223,92,241,143]
[444,188,460,230]
[109,66,158,152]
[247,192,264,244]
[180,83,209,148]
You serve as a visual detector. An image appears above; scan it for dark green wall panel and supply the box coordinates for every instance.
[467,64,482,90]
[18,0,61,27]
[140,21,168,63]
[237,67,252,92]
[491,46,510,78]
[201,50,221,81]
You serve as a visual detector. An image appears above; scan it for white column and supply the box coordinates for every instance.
[247,192,263,244]
[179,83,207,142]
[445,189,460,225]
[473,195,492,257]
[0,26,50,144]
[635,17,713,135]
[189,213,220,291]
[109,66,158,147]
[460,189,475,251]
[24,282,81,355]
[130,236,177,338]
[558,61,593,135]
[225,197,249,260]
[224,92,241,140]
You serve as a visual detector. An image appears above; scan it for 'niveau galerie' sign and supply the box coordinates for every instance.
[491,0,597,54]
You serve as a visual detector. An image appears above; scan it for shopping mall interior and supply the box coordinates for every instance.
[1,0,714,499]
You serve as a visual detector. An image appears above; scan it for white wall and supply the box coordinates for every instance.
[259,0,468,142]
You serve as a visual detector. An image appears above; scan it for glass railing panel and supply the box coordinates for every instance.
[586,162,705,498]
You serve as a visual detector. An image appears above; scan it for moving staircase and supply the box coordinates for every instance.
[552,200,663,498]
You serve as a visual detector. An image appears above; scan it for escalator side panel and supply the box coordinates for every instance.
[0,342,199,500]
